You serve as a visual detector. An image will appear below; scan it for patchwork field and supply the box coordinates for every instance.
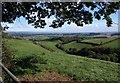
[81,38,117,45]
[36,40,64,53]
[102,38,120,48]
[62,41,92,50]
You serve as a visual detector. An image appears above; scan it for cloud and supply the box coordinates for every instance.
[2,13,118,33]
[95,24,98,27]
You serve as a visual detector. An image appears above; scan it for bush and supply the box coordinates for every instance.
[65,46,120,63]
[88,51,95,55]
[2,40,15,69]
[14,54,47,66]
[12,54,47,75]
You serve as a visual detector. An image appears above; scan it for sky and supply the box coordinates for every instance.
[2,9,119,33]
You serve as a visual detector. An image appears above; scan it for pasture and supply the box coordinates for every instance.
[62,41,92,50]
[36,40,64,53]
[102,38,120,48]
[81,38,117,45]
[3,38,120,81]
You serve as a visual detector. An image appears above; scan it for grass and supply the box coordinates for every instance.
[5,39,50,59]
[81,38,116,45]
[62,41,92,50]
[37,40,64,53]
[4,38,120,81]
[102,38,120,48]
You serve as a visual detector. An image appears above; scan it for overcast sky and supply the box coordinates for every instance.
[2,10,119,33]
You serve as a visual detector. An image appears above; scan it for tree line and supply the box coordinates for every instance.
[56,43,120,63]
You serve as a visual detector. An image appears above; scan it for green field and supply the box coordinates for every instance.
[62,38,119,51]
[102,38,120,48]
[81,38,116,45]
[37,40,65,53]
[24,35,51,41]
[62,41,92,50]
[4,38,120,81]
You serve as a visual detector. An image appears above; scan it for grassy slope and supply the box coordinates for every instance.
[102,38,120,48]
[37,40,64,53]
[81,38,116,44]
[62,41,92,50]
[5,39,120,81]
[5,39,50,58]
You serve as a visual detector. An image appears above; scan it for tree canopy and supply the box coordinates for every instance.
[2,2,120,29]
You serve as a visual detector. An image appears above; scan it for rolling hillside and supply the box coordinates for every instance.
[62,41,92,50]
[81,38,117,45]
[3,38,120,81]
[102,38,120,48]
[36,40,64,53]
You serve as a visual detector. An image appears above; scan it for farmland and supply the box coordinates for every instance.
[102,38,120,48]
[81,38,117,45]
[2,32,120,81]
[62,41,92,50]
[36,40,64,53]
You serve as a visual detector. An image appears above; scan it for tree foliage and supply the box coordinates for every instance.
[65,47,120,63]
[2,2,120,29]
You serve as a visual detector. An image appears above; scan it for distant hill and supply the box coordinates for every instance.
[4,31,120,37]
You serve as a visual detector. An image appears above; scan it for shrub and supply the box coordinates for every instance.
[88,51,95,55]
[42,52,45,55]
[64,46,120,63]
[12,54,47,75]
[2,40,15,69]
[14,54,47,66]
